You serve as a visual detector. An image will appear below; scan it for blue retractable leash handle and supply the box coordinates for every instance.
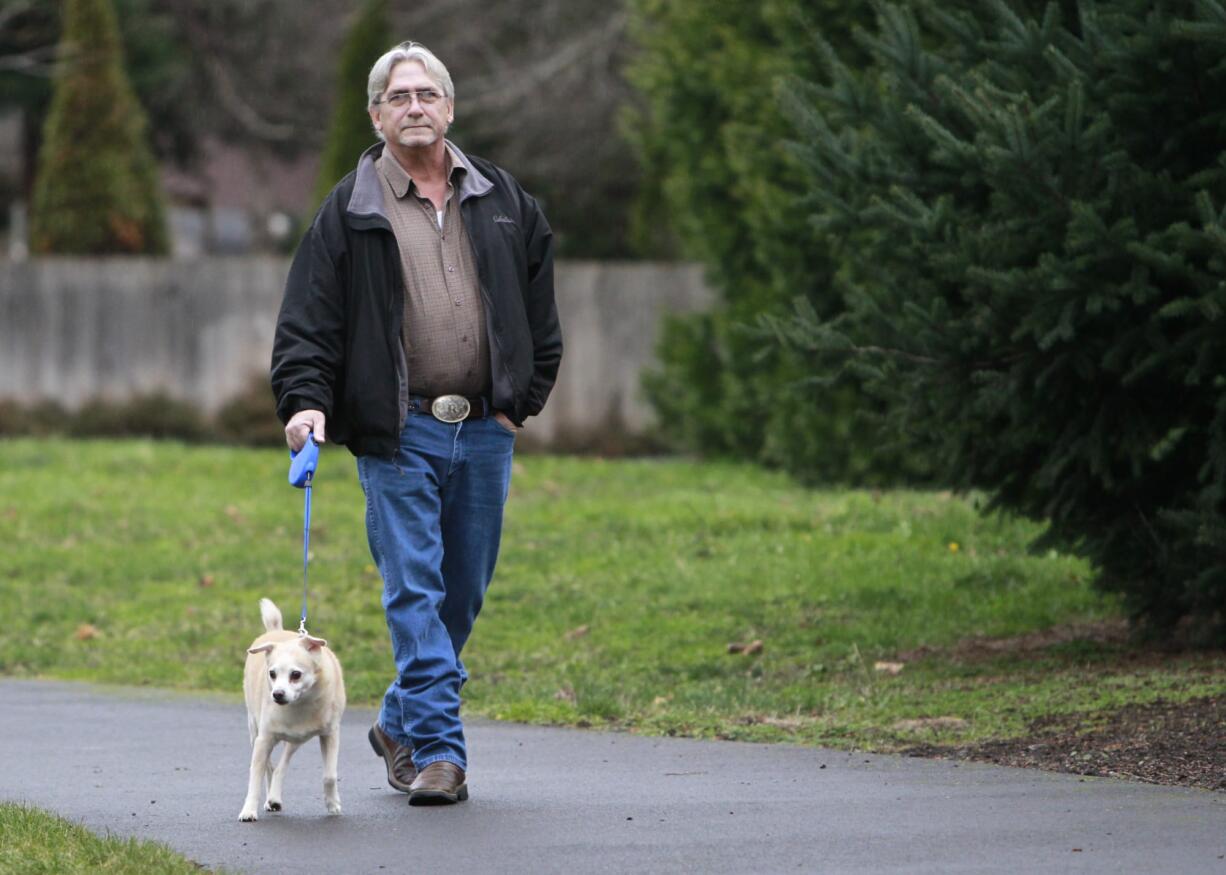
[289,434,319,487]
[288,435,320,635]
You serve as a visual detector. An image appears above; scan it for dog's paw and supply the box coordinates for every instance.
[238,809,259,822]
[326,801,342,816]
[264,799,282,812]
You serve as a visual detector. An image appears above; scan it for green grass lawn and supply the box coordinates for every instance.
[1,438,1221,750]
[0,803,227,874]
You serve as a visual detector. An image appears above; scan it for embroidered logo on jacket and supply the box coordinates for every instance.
[492,214,516,225]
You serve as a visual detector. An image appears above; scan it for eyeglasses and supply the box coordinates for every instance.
[376,89,444,108]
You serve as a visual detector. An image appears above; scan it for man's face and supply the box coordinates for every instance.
[369,60,453,151]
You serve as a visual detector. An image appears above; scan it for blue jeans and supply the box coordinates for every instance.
[356,413,515,771]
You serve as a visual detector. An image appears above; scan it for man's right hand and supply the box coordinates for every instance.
[285,409,326,452]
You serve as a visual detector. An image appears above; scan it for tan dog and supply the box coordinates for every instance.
[239,598,346,821]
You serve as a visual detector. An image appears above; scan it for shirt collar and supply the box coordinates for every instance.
[378,144,468,200]
[347,140,492,222]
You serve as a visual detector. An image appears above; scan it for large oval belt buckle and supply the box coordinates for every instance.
[430,394,471,423]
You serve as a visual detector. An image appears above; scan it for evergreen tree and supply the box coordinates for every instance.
[625,0,926,484]
[312,0,389,207]
[1,0,189,202]
[29,0,168,255]
[778,1,1226,638]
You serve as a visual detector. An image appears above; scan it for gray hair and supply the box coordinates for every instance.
[367,41,454,108]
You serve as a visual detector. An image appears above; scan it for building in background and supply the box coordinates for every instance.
[161,139,319,257]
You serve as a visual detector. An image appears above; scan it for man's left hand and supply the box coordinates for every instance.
[493,411,518,433]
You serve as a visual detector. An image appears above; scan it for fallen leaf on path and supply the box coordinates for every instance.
[564,624,590,640]
[761,716,805,730]
[727,639,764,655]
[74,624,100,641]
[892,716,968,732]
[737,713,811,730]
[874,660,905,675]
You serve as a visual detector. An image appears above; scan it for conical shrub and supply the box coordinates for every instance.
[30,0,168,255]
[312,0,390,207]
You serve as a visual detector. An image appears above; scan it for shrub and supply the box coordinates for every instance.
[29,0,169,255]
[0,389,286,445]
[0,400,71,436]
[68,393,208,441]
[776,1,1226,638]
[214,376,284,446]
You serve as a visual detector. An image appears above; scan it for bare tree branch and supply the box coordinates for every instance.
[201,54,297,142]
[0,44,57,76]
[0,0,35,34]
[163,0,328,144]
[460,11,629,113]
[0,0,58,76]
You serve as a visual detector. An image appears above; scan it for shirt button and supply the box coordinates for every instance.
[447,266,455,272]
[454,299,462,306]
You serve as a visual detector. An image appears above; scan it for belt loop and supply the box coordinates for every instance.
[482,397,489,418]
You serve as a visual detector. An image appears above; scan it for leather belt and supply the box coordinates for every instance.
[408,394,490,423]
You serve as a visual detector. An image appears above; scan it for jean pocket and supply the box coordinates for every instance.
[491,416,518,437]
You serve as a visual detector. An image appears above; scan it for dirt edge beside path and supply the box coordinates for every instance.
[896,621,1225,792]
[902,695,1225,792]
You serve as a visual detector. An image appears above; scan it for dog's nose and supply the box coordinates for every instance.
[272,690,287,704]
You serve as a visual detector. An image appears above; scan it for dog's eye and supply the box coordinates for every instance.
[269,670,276,680]
[290,671,302,682]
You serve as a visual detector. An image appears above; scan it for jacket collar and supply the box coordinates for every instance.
[347,140,493,221]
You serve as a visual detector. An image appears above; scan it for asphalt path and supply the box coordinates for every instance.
[1,679,1223,874]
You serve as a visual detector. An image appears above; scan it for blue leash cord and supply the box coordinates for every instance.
[288,435,320,635]
[299,472,312,634]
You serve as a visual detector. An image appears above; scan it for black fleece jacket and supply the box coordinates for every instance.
[271,142,562,458]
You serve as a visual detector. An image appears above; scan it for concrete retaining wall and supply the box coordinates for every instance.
[0,258,712,448]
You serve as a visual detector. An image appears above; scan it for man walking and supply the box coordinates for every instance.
[271,41,561,805]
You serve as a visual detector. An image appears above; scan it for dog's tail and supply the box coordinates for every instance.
[259,598,283,632]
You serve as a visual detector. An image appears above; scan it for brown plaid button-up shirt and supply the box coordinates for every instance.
[376,147,490,399]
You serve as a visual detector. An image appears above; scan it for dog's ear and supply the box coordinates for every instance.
[247,643,276,656]
[300,634,328,652]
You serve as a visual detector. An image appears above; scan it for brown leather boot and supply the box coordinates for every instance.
[368,723,417,793]
[408,761,468,805]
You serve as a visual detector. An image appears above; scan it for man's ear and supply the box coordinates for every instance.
[248,642,276,656]
[300,635,328,652]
